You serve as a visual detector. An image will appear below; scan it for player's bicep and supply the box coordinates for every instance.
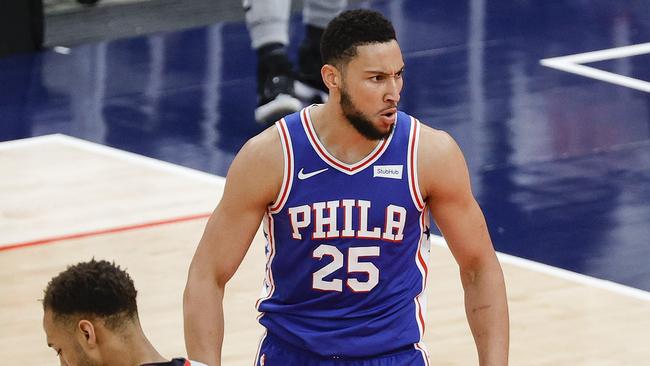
[431,194,493,270]
[190,131,282,285]
[424,133,494,270]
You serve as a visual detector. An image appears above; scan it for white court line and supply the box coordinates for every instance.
[3,135,648,301]
[0,134,223,250]
[544,42,650,64]
[540,42,650,93]
[431,235,650,302]
[0,134,64,151]
[54,134,225,186]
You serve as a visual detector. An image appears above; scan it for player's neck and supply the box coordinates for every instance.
[104,330,167,366]
[309,103,382,164]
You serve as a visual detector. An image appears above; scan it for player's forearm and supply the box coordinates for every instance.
[461,257,509,366]
[183,275,225,366]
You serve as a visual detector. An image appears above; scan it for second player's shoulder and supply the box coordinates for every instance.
[140,357,207,366]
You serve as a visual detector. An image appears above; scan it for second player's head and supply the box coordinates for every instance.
[42,259,140,366]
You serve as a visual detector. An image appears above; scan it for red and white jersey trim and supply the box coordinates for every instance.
[269,119,294,213]
[414,342,431,366]
[252,330,268,366]
[413,209,430,342]
[255,213,277,310]
[300,106,394,175]
[187,360,208,366]
[407,117,425,211]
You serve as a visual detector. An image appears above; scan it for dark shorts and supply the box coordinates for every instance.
[254,332,429,366]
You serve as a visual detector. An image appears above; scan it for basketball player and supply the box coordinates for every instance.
[42,259,206,366]
[184,9,509,365]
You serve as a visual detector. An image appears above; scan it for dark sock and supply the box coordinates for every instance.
[257,42,286,60]
[256,43,294,95]
[304,25,324,53]
[298,26,326,91]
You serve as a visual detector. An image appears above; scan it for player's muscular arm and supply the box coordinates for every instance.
[419,126,509,365]
[183,127,283,366]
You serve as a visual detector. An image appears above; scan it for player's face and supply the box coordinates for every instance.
[43,310,101,366]
[338,40,404,140]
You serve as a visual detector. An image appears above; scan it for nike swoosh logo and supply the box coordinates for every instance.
[298,168,328,180]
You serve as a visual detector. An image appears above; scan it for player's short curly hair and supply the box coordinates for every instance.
[321,9,396,67]
[43,259,138,328]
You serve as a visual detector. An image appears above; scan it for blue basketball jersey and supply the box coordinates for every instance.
[256,106,431,359]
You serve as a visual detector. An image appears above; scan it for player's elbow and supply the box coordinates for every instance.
[183,266,202,309]
[185,259,225,302]
[184,236,244,303]
[183,267,226,323]
[458,252,502,287]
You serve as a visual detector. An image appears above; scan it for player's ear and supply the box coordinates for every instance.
[77,319,98,347]
[321,64,340,90]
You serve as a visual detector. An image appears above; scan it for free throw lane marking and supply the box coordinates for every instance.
[540,42,650,92]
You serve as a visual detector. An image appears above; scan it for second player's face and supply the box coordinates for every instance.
[43,310,101,366]
[338,40,404,140]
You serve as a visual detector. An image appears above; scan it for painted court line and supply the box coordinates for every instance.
[0,134,225,186]
[53,134,227,186]
[431,235,650,302]
[0,134,221,251]
[0,213,211,252]
[0,134,63,151]
[540,42,650,92]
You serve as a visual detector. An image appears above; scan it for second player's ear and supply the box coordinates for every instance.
[77,319,98,347]
[321,64,340,90]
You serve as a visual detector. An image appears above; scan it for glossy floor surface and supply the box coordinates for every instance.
[1,0,649,292]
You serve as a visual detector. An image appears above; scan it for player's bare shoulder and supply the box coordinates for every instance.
[417,124,462,168]
[238,125,284,171]
[226,125,284,206]
[416,123,470,200]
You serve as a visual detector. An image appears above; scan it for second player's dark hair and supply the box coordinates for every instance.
[43,259,138,327]
[321,9,396,67]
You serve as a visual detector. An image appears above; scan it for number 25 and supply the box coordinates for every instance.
[312,244,380,292]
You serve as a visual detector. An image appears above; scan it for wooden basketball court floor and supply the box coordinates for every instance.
[1,134,648,365]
